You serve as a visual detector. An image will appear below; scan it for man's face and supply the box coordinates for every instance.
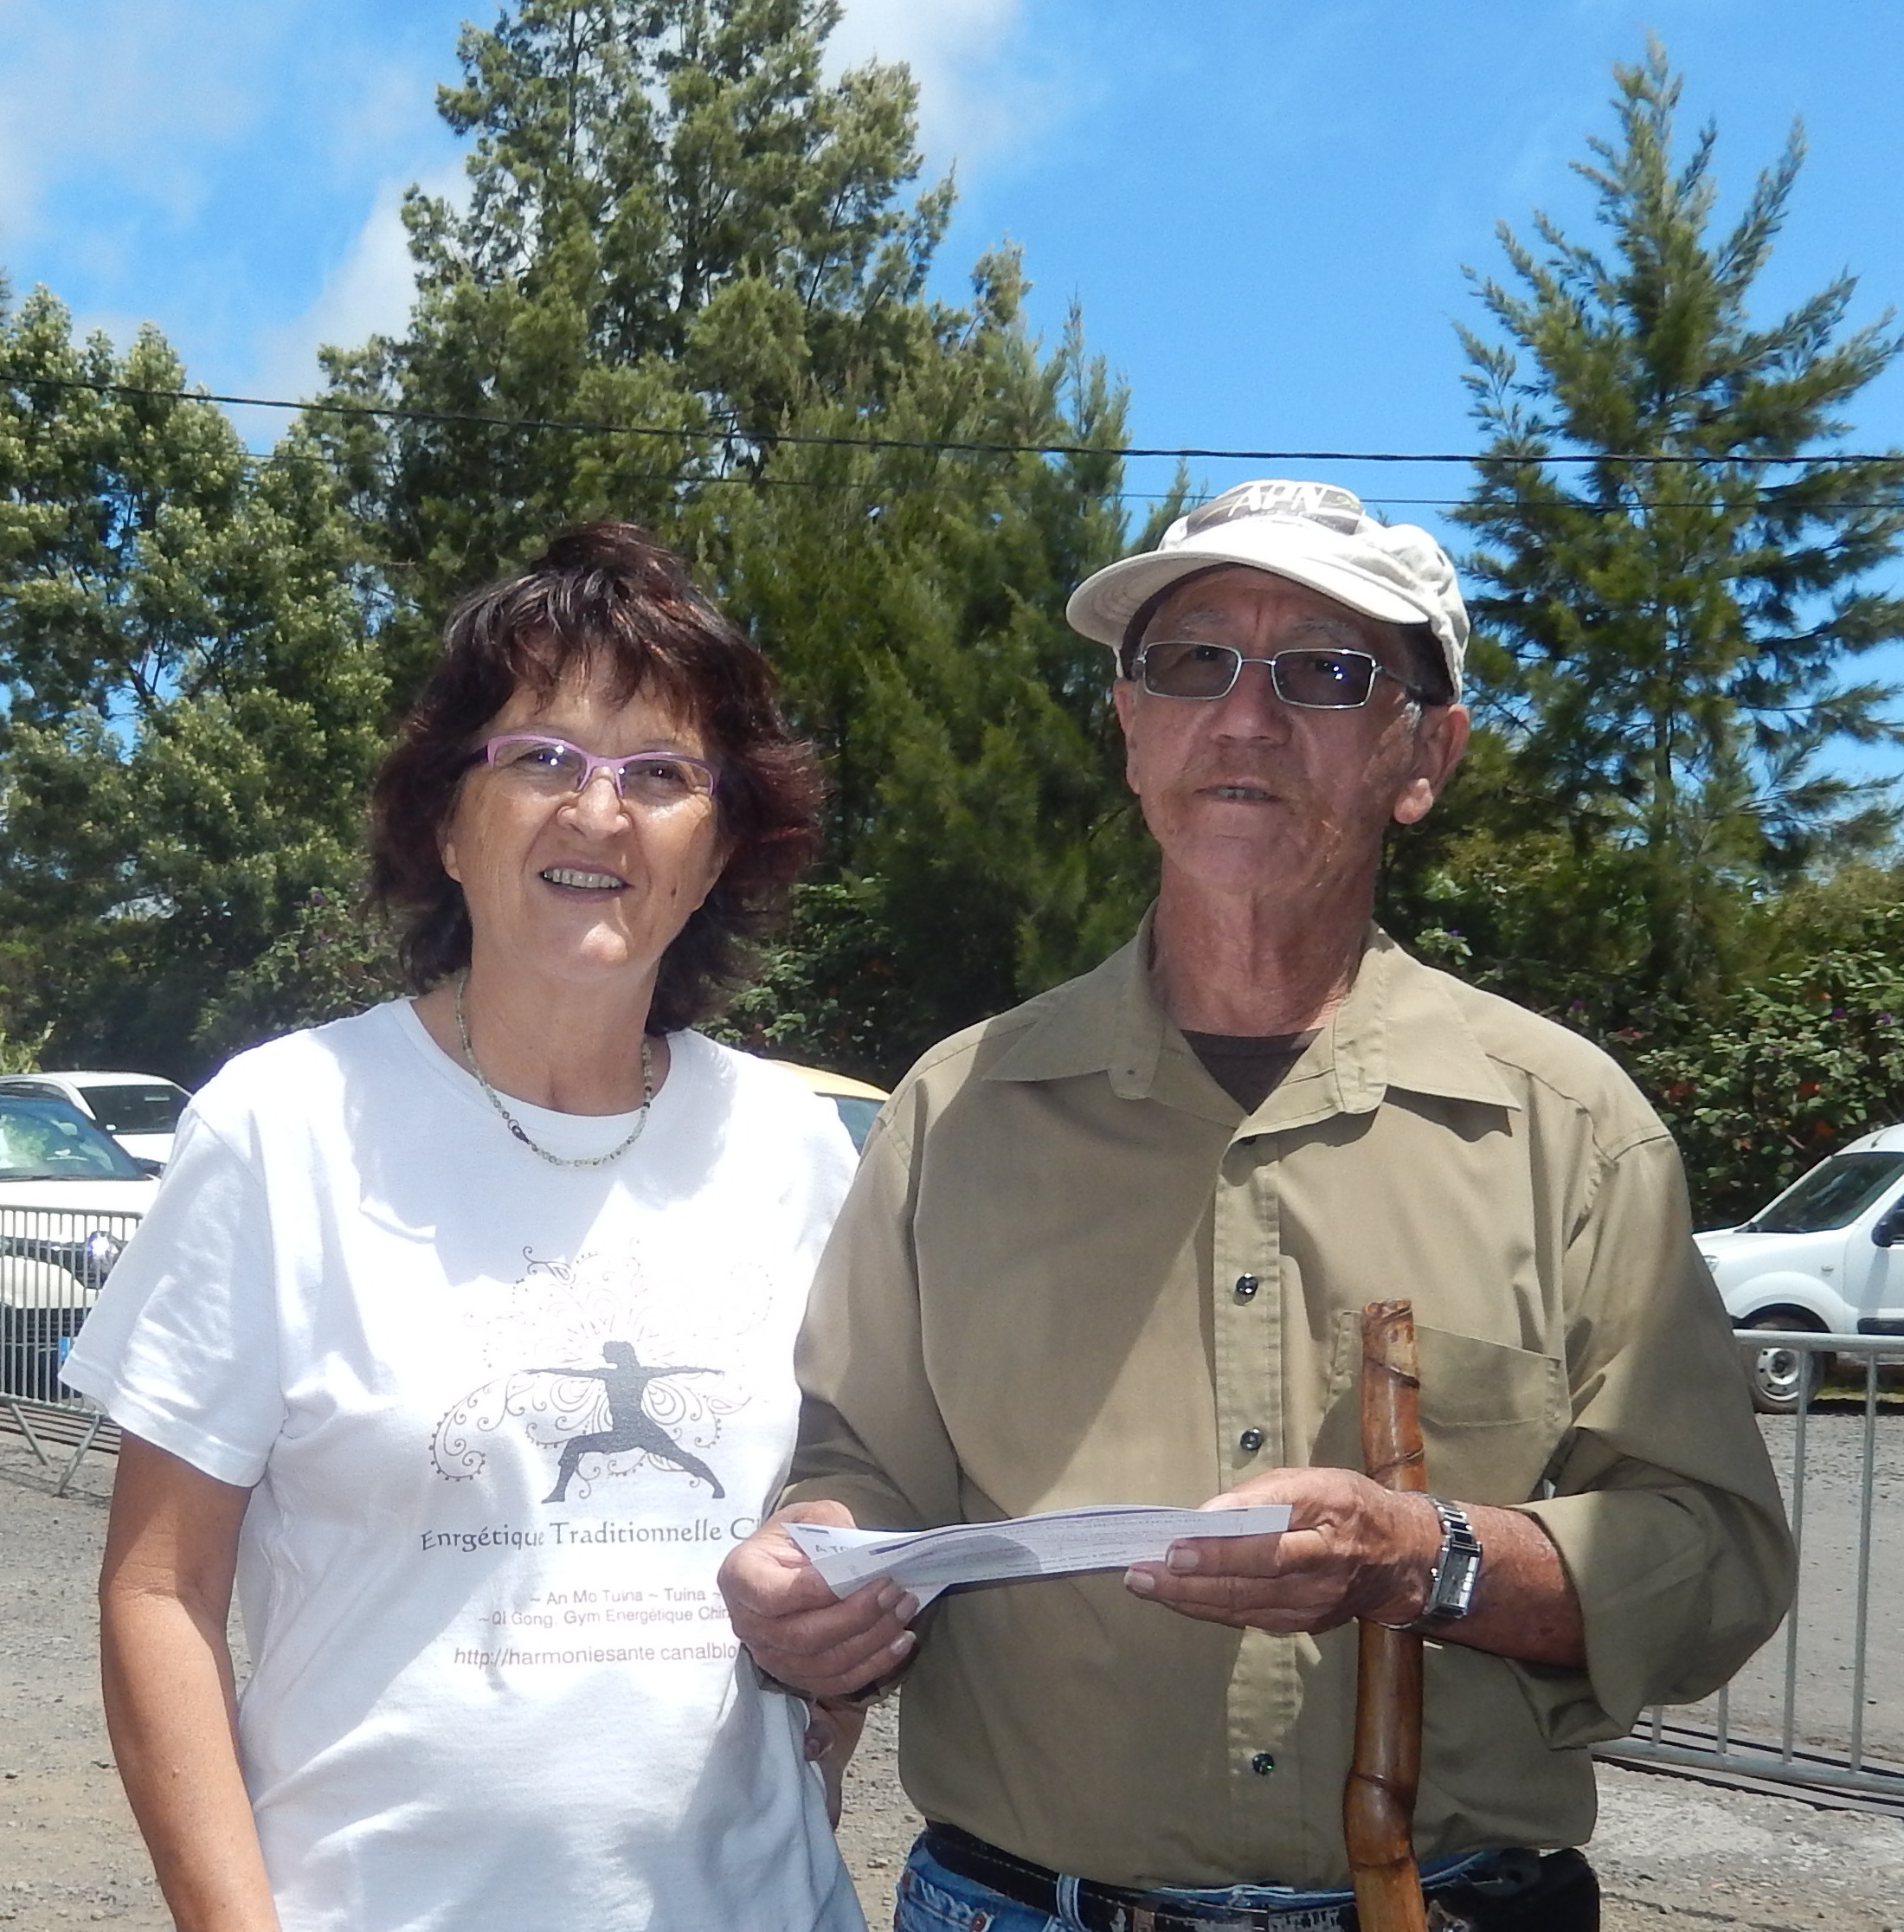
[1111,567,1470,900]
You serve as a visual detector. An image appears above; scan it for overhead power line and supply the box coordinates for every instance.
[5,370,1904,470]
[207,450,1904,515]
[197,449,1904,515]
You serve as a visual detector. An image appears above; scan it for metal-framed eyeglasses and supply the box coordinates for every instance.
[474,733,720,808]
[1133,640,1430,708]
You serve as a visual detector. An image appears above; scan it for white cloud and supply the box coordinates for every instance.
[827,0,1059,176]
[327,56,443,166]
[243,160,466,424]
[0,0,266,245]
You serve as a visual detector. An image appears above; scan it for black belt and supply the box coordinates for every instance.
[922,1824,1548,1932]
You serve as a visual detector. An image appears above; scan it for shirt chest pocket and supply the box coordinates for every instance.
[1310,1317,1567,1505]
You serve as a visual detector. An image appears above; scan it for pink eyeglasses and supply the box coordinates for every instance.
[476,733,719,809]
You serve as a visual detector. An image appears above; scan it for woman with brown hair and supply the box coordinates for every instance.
[64,525,868,1932]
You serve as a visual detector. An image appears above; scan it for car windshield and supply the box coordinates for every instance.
[828,1096,883,1152]
[1746,1151,1904,1234]
[77,1081,188,1137]
[0,1096,145,1181]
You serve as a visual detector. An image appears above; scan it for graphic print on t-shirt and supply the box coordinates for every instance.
[533,1341,724,1503]
[432,1248,759,1504]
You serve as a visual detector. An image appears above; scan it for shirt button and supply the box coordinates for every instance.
[1233,1274,1260,1300]
[1238,1427,1265,1454]
[1251,1752,1276,1776]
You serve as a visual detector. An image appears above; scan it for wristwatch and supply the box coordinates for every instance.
[1412,1496,1483,1628]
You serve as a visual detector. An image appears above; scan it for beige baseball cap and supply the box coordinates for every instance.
[1065,479,1469,694]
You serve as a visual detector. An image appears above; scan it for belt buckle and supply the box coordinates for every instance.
[1105,1883,1355,1932]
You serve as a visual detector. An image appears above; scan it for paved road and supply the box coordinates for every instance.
[6,1416,1904,1930]
[1669,1407,1904,1765]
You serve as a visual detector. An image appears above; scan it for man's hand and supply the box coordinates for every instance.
[1122,1469,1586,1667]
[1122,1469,1438,1634]
[717,1501,919,1698]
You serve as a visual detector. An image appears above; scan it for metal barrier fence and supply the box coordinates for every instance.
[1597,1330,1904,1813]
[0,1205,142,1492]
[3,1263,1900,1800]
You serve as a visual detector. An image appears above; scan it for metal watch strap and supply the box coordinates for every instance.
[1415,1495,1483,1626]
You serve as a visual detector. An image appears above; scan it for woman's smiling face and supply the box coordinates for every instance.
[440,663,728,995]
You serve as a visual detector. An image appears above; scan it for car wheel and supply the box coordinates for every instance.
[1741,1313,1824,1416]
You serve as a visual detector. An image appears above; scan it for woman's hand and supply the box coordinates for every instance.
[801,1697,869,1828]
[100,1435,282,1932]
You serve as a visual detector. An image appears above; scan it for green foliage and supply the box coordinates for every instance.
[0,284,389,1079]
[1381,724,1646,1019]
[1394,42,1904,1219]
[1619,906,1904,1226]
[692,283,1156,1063]
[701,878,901,1079]
[193,886,406,1064]
[0,1021,53,1075]
[1451,41,1904,1002]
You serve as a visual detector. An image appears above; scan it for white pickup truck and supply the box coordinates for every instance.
[1696,1124,1904,1413]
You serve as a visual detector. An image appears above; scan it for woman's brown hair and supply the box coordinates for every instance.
[368,523,823,1031]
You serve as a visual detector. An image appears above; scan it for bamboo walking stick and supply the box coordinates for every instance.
[1344,1298,1430,1932]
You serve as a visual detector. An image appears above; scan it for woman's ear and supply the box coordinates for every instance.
[438,782,470,885]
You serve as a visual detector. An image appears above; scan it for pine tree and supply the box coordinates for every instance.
[1453,42,1904,998]
[318,0,954,679]
[695,283,1155,1061]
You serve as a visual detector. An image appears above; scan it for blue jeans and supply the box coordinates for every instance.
[894,1837,1060,1930]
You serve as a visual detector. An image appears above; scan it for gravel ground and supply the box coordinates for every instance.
[7,1419,1904,1931]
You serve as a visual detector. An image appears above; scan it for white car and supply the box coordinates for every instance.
[0,1070,191,1167]
[0,1092,158,1400]
[1696,1124,1904,1413]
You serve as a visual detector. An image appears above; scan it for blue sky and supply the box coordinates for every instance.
[4,0,1904,770]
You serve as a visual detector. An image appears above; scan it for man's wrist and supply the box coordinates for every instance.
[752,1656,897,1707]
[819,1677,897,1710]
[1374,1494,1483,1632]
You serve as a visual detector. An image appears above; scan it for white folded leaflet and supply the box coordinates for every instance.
[785,1503,1291,1607]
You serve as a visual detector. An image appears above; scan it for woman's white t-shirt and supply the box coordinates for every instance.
[63,1002,866,1932]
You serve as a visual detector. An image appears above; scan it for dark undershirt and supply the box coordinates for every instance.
[1180,1030,1316,1112]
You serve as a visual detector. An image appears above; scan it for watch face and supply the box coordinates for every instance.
[1424,1500,1482,1620]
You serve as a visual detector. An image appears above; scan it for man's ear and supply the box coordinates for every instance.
[1391,704,1470,828]
[1112,677,1141,795]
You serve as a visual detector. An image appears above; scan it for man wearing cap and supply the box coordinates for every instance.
[721,482,1791,1930]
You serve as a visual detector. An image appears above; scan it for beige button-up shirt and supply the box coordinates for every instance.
[786,923,1793,1890]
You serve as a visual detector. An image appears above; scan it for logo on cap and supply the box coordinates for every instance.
[1179,480,1366,543]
